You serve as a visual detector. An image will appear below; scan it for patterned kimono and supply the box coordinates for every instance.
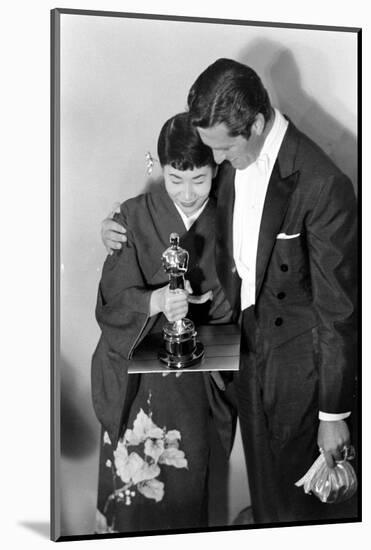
[92,183,236,534]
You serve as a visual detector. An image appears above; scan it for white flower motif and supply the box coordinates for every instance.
[131,460,160,484]
[105,397,189,509]
[113,444,161,485]
[159,447,188,469]
[124,428,141,447]
[138,478,165,502]
[103,432,111,445]
[144,438,165,463]
[113,441,130,483]
[165,430,181,448]
[131,409,164,443]
[126,452,145,483]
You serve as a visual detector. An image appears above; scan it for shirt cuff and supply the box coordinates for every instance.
[318,411,351,421]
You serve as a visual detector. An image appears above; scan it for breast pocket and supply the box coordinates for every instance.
[273,235,308,274]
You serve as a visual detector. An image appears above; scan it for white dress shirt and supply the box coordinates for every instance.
[233,108,288,311]
[232,108,349,422]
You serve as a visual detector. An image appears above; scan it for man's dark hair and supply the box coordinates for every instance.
[157,112,216,170]
[187,58,272,140]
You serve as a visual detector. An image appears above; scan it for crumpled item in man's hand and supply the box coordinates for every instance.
[295,446,357,503]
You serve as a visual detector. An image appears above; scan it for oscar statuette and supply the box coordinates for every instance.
[158,233,204,369]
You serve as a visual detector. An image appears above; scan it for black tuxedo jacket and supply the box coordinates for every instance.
[214,120,357,415]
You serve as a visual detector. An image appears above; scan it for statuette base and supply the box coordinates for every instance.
[158,341,204,369]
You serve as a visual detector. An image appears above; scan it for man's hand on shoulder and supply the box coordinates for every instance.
[101,202,127,254]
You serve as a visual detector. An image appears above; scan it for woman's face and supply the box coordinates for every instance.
[163,164,214,217]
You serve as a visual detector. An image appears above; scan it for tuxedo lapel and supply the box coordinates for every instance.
[215,162,241,314]
[215,162,235,256]
[255,129,299,300]
[214,121,301,311]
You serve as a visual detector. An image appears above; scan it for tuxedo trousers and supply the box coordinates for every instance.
[235,308,358,524]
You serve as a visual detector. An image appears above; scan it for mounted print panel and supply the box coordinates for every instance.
[51,8,360,542]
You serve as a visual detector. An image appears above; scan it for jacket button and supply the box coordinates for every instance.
[280,264,288,272]
[275,317,283,326]
[277,291,286,299]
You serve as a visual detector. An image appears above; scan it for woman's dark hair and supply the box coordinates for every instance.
[157,112,215,170]
[187,58,272,140]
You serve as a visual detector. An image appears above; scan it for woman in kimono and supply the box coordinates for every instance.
[92,112,236,535]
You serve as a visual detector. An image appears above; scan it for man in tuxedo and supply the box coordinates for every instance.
[101,58,357,524]
[187,58,357,523]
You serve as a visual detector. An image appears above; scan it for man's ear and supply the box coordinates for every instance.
[212,165,219,179]
[252,113,265,136]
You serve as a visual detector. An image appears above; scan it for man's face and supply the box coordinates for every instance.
[163,164,214,217]
[197,117,265,170]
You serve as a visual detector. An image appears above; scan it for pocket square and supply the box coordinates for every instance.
[276,232,301,240]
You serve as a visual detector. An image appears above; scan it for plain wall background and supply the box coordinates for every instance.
[58,13,357,537]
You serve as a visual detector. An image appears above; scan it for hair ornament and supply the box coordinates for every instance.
[145,151,158,175]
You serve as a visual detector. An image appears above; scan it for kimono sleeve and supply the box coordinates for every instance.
[95,203,156,359]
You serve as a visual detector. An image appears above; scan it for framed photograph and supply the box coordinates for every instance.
[51,8,360,542]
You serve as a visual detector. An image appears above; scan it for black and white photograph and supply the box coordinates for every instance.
[50,8,361,542]
[3,0,370,548]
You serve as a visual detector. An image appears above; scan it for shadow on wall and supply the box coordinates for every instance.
[60,354,98,459]
[59,355,100,536]
[238,40,357,192]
